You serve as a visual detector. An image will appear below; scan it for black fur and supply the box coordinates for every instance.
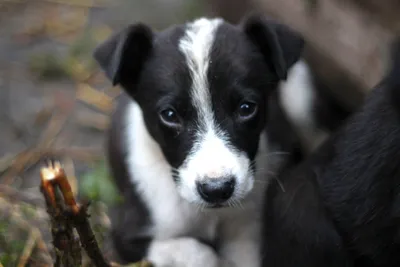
[93,24,153,87]
[242,14,304,80]
[309,71,353,133]
[262,38,400,267]
[266,89,304,168]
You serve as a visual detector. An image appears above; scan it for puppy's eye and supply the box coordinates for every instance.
[237,101,258,121]
[159,108,181,128]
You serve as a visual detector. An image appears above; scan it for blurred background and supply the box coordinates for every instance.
[0,0,399,266]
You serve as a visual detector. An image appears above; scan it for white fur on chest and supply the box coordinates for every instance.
[124,100,270,243]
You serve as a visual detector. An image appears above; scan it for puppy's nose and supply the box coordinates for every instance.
[196,177,235,203]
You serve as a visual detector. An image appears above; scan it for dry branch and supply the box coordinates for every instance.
[40,162,82,267]
[0,184,45,207]
[40,160,111,267]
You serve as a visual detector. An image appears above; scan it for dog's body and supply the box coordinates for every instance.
[262,39,400,267]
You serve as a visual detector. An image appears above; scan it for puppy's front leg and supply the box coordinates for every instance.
[219,219,261,267]
[146,237,224,267]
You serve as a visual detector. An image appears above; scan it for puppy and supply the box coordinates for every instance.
[262,38,400,267]
[93,15,305,267]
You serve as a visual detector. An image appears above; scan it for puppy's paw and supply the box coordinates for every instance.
[147,237,220,267]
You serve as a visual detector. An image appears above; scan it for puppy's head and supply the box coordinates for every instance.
[94,15,304,207]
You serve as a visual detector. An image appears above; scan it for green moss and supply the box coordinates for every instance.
[0,253,16,267]
[28,53,68,80]
[79,159,123,206]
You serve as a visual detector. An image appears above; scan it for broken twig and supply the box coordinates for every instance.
[40,161,81,267]
[40,160,111,267]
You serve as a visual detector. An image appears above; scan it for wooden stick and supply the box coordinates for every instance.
[40,160,111,267]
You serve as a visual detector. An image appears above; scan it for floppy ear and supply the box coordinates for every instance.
[93,23,153,88]
[241,14,304,80]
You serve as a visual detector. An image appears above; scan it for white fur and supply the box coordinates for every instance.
[125,99,270,267]
[178,18,254,204]
[279,60,329,153]
[147,237,222,267]
[178,18,222,127]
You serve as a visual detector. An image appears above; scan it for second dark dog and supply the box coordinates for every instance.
[262,38,400,267]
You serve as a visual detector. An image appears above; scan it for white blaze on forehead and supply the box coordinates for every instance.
[178,18,223,130]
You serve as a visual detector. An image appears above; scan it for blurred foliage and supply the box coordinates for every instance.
[28,22,111,81]
[28,53,68,80]
[28,26,105,81]
[79,159,123,206]
[0,197,53,266]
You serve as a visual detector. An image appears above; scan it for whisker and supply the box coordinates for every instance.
[234,199,244,210]
[274,177,286,192]
[228,200,236,209]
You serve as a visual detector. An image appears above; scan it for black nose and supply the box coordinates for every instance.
[196,177,236,203]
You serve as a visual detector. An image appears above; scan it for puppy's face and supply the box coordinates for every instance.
[94,16,303,207]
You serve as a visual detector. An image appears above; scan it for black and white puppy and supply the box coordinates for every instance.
[94,15,305,267]
[262,38,400,267]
